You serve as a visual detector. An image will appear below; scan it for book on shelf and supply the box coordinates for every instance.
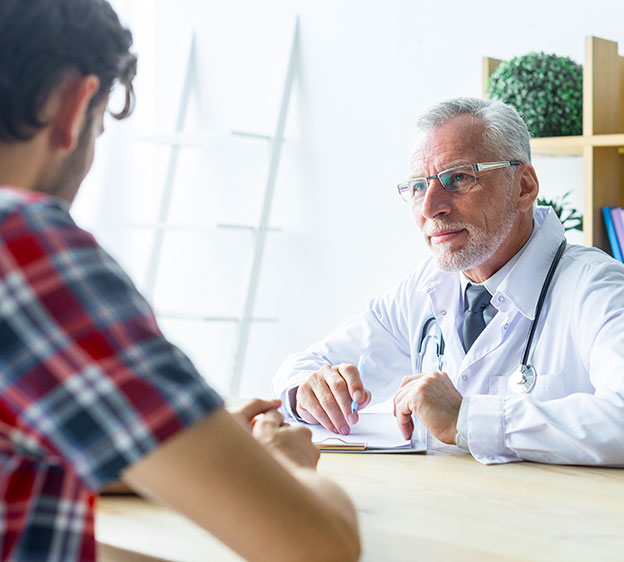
[602,206,624,263]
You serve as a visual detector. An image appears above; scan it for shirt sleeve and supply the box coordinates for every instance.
[455,397,469,450]
[465,257,624,466]
[0,197,223,490]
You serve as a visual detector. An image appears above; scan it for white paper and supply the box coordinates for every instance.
[304,412,427,451]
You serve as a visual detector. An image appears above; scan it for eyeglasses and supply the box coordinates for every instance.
[397,160,522,202]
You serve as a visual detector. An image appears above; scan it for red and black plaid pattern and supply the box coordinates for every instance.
[0,187,222,561]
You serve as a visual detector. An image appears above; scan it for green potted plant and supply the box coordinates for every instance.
[537,191,583,231]
[486,52,583,138]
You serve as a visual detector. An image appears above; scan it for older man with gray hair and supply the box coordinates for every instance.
[273,97,624,466]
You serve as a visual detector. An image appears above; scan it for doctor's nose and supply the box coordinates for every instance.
[418,177,453,220]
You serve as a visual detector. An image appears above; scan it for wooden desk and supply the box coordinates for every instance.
[96,443,624,561]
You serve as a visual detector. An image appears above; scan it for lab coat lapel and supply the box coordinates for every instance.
[498,207,566,321]
[461,207,566,370]
[418,270,465,371]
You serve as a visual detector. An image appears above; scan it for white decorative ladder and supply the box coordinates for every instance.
[138,17,300,395]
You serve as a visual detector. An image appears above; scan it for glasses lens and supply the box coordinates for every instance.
[405,179,428,202]
[438,166,476,193]
[397,183,411,201]
[411,179,428,195]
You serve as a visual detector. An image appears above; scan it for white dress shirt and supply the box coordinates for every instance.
[453,224,538,448]
[272,207,624,465]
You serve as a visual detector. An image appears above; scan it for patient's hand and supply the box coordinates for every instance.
[253,409,320,470]
[229,398,282,429]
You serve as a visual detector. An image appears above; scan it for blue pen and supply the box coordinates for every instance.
[351,355,366,414]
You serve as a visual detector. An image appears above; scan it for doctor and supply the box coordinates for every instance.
[272,97,624,466]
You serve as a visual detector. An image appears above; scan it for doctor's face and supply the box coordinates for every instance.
[409,114,523,281]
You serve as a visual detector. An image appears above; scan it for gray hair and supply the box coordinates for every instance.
[413,97,532,165]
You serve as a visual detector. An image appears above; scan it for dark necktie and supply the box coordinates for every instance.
[462,284,492,352]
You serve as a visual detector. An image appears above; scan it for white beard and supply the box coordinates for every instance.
[426,191,519,272]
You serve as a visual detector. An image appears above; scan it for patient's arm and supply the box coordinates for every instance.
[122,406,360,562]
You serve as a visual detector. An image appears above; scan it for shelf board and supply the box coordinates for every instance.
[530,136,585,157]
[588,133,624,148]
[530,134,624,157]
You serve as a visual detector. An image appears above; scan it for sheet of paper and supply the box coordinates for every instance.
[304,412,425,450]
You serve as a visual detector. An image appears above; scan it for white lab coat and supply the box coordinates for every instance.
[272,207,624,465]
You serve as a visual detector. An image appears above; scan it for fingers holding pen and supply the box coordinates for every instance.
[295,362,372,435]
[300,379,352,435]
[298,400,339,434]
[326,368,359,424]
[337,363,371,417]
[296,382,341,434]
[296,365,360,435]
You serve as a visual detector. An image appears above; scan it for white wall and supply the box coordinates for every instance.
[73,0,621,397]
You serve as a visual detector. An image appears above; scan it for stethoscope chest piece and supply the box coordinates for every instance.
[508,364,537,394]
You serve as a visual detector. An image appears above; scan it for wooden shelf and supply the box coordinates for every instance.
[484,35,624,252]
[530,136,585,157]
[530,134,624,157]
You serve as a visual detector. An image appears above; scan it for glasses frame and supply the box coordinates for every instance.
[397,160,523,202]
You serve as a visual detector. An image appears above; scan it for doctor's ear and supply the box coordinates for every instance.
[49,74,100,151]
[515,164,539,212]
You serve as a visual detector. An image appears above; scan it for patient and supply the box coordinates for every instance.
[0,1,359,561]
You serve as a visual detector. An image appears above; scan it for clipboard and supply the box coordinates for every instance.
[304,412,427,453]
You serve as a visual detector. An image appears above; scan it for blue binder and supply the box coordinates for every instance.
[602,206,624,262]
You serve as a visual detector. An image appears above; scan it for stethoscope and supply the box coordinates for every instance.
[416,239,567,394]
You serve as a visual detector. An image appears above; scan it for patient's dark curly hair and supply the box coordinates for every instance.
[0,0,137,142]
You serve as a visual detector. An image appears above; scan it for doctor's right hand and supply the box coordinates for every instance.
[295,364,371,435]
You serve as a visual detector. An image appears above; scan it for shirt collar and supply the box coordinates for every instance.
[496,206,565,319]
[459,219,537,301]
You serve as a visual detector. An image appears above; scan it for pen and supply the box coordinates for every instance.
[351,355,366,414]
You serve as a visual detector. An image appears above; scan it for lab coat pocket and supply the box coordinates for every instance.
[488,371,565,397]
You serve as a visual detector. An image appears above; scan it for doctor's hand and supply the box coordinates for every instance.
[393,371,462,444]
[295,364,372,435]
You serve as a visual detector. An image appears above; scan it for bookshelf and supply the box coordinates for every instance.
[483,36,624,252]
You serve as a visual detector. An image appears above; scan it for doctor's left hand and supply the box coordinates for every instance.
[393,372,462,445]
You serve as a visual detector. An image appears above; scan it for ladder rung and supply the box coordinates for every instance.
[135,130,275,147]
[155,311,278,323]
[231,130,273,141]
[123,222,281,233]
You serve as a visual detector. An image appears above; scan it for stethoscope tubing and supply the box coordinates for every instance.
[519,239,567,368]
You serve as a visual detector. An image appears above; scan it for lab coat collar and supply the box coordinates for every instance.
[497,206,566,320]
[414,206,566,320]
[414,257,454,293]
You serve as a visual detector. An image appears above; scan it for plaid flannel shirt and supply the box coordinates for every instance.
[0,187,223,561]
